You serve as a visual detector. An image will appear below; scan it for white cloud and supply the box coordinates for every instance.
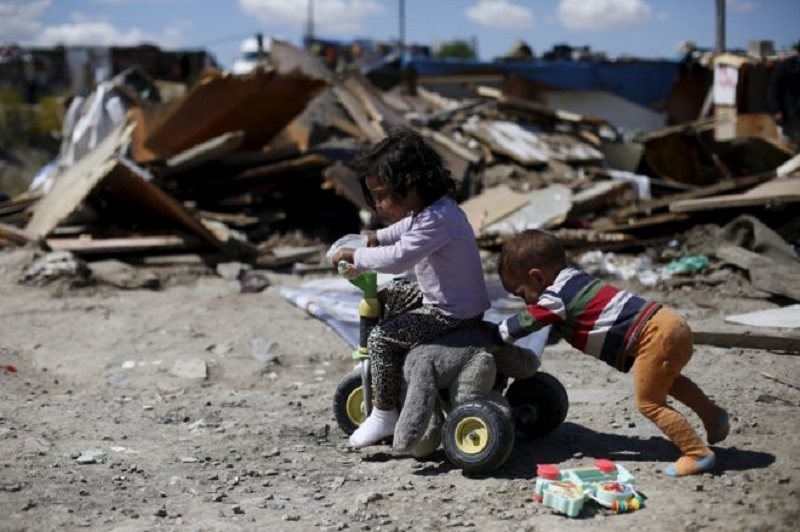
[0,0,186,48]
[727,0,758,13]
[35,12,186,47]
[558,0,651,31]
[239,0,384,35]
[465,0,535,30]
[0,0,50,41]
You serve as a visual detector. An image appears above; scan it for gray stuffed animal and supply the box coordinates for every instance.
[393,325,541,457]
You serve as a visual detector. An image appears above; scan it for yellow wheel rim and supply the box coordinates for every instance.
[453,416,489,454]
[346,387,366,426]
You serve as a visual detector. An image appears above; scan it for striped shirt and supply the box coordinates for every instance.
[497,267,661,372]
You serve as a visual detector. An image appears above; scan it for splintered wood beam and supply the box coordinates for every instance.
[45,235,198,254]
[692,330,800,354]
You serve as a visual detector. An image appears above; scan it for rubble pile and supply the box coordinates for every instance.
[0,41,798,292]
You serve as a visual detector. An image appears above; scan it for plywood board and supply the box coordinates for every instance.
[100,160,223,249]
[482,184,572,235]
[459,184,530,235]
[141,68,328,162]
[26,123,131,238]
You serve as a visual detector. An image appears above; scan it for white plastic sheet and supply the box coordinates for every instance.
[280,274,550,357]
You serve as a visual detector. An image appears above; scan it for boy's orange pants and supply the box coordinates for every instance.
[632,307,719,459]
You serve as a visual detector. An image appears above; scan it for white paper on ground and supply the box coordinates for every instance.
[279,274,551,357]
[724,304,800,329]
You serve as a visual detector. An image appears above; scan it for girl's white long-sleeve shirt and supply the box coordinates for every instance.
[353,196,490,319]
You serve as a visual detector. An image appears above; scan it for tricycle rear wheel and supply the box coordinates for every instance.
[505,372,569,439]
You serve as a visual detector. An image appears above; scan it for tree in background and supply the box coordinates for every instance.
[433,40,476,60]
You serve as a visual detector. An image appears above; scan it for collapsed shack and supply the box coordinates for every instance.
[1,41,799,330]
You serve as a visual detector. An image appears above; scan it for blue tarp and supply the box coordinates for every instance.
[406,57,680,109]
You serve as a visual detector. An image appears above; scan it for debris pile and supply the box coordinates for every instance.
[0,41,797,300]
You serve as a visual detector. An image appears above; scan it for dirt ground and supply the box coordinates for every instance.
[0,244,798,532]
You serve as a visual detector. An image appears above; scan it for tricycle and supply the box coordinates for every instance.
[332,263,570,474]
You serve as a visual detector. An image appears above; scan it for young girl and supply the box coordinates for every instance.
[331,128,491,449]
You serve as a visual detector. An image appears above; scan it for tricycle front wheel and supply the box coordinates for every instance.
[442,401,515,474]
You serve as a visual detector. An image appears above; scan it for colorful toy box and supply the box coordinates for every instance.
[533,459,645,517]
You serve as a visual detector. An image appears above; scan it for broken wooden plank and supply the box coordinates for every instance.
[670,176,800,213]
[691,314,800,353]
[616,171,772,221]
[592,211,691,232]
[714,244,800,302]
[570,180,633,216]
[46,235,196,254]
[776,151,800,177]
[255,245,324,268]
[0,195,39,219]
[26,122,131,238]
[464,120,603,166]
[139,68,329,162]
[476,85,609,127]
[229,153,330,184]
[333,84,384,142]
[322,161,369,211]
[165,130,245,173]
[692,328,800,353]
[420,128,482,164]
[0,221,36,246]
[196,210,260,227]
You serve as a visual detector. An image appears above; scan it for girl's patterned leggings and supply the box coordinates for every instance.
[368,278,482,410]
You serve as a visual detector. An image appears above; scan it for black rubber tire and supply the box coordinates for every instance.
[333,369,366,436]
[505,372,569,440]
[442,401,515,474]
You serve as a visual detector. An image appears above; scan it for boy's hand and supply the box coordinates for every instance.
[480,321,506,348]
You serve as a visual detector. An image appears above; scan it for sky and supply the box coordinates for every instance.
[1,0,797,68]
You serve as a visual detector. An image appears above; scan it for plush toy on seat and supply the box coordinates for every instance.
[393,325,541,458]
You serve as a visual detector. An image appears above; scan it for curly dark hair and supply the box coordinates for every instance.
[499,229,567,282]
[356,127,457,210]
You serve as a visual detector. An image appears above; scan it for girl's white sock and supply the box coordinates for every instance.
[348,408,398,448]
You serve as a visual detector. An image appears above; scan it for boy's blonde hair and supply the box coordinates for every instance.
[499,229,567,282]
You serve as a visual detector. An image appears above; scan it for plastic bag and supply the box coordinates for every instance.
[325,234,369,263]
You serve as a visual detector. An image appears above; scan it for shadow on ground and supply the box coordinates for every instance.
[403,422,775,479]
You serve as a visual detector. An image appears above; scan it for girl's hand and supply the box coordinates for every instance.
[330,247,356,267]
[338,261,358,279]
[363,230,379,247]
